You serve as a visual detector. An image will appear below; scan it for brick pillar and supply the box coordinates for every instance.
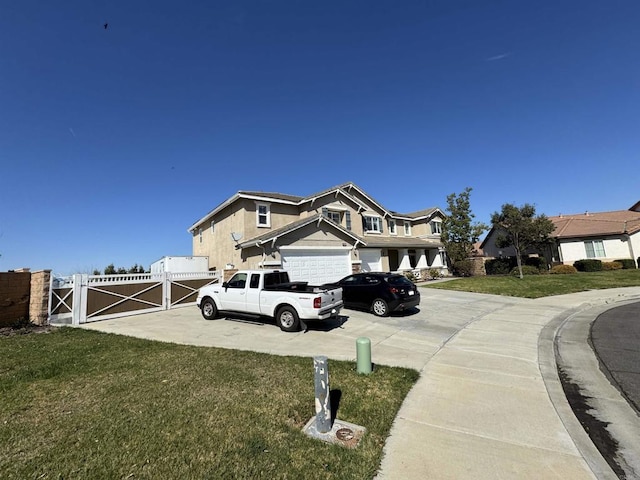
[29,270,52,325]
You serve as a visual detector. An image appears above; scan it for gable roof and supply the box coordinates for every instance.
[189,181,442,232]
[549,209,640,238]
[237,214,363,249]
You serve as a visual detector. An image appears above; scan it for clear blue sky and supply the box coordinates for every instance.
[1,1,638,275]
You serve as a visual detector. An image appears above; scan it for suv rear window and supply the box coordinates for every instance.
[386,275,414,287]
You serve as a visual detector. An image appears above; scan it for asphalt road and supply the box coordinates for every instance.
[591,301,640,415]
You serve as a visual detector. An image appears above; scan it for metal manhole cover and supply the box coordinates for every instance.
[336,428,355,441]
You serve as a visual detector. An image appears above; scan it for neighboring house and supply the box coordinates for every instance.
[481,202,640,267]
[188,182,448,284]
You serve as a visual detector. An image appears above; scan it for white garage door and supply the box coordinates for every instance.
[359,249,382,272]
[281,248,351,285]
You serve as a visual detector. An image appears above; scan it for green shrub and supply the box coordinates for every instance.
[452,259,474,277]
[602,261,623,271]
[550,264,578,274]
[525,256,547,271]
[614,259,637,269]
[510,265,540,276]
[574,259,603,272]
[404,271,417,282]
[485,258,514,275]
[428,268,442,280]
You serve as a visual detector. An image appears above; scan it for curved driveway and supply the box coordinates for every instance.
[78,285,640,479]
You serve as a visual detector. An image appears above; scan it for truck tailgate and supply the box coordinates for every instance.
[317,286,342,309]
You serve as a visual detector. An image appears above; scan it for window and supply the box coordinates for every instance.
[585,240,605,258]
[440,250,447,266]
[210,220,215,233]
[364,216,382,233]
[198,228,203,243]
[430,221,442,234]
[341,275,362,285]
[250,274,260,289]
[404,221,411,236]
[388,219,397,235]
[327,211,341,223]
[227,273,247,288]
[256,203,270,227]
[345,211,352,230]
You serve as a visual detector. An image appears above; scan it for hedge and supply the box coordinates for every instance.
[614,259,637,269]
[573,259,603,272]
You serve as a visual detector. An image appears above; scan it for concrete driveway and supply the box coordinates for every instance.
[78,288,528,371]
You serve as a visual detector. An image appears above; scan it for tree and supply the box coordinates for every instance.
[441,187,487,268]
[104,264,116,275]
[490,203,555,279]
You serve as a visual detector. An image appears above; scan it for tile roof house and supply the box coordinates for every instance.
[188,182,448,284]
[481,202,640,267]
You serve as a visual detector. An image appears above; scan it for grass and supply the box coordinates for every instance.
[423,269,640,298]
[0,328,418,479]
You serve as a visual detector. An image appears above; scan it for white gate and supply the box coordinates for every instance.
[49,271,221,325]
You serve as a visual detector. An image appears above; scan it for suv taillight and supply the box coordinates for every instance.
[314,297,322,309]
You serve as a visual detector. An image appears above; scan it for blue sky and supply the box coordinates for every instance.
[1,0,639,275]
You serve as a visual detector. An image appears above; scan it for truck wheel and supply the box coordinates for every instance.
[372,298,390,317]
[276,306,300,332]
[201,298,218,320]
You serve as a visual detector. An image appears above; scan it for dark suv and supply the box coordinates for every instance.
[332,273,420,316]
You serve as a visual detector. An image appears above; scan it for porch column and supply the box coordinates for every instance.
[398,249,412,270]
[416,249,428,268]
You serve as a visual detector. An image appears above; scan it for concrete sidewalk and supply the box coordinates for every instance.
[76,286,640,479]
[376,287,640,480]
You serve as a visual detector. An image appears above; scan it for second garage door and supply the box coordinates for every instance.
[281,248,351,285]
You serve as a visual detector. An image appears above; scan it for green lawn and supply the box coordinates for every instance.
[0,328,418,479]
[423,269,640,298]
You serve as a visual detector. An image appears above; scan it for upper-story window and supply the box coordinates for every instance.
[364,215,382,233]
[256,203,271,227]
[585,240,605,258]
[198,228,203,243]
[327,211,341,223]
[430,221,442,234]
[322,207,351,230]
[404,221,412,236]
[388,219,397,235]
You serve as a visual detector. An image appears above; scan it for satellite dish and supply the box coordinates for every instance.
[231,232,243,242]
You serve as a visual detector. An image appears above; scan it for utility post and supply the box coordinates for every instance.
[313,355,332,433]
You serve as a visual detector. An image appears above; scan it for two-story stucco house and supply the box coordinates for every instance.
[188,182,448,284]
[481,201,640,267]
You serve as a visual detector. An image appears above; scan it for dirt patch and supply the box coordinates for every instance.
[0,324,58,337]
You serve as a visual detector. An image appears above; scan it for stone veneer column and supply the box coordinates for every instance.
[29,270,52,325]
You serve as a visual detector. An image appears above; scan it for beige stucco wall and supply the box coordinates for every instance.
[192,201,246,270]
[558,235,639,264]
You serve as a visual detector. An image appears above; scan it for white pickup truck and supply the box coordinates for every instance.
[196,270,343,332]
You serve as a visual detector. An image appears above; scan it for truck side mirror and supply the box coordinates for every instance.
[222,282,229,289]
